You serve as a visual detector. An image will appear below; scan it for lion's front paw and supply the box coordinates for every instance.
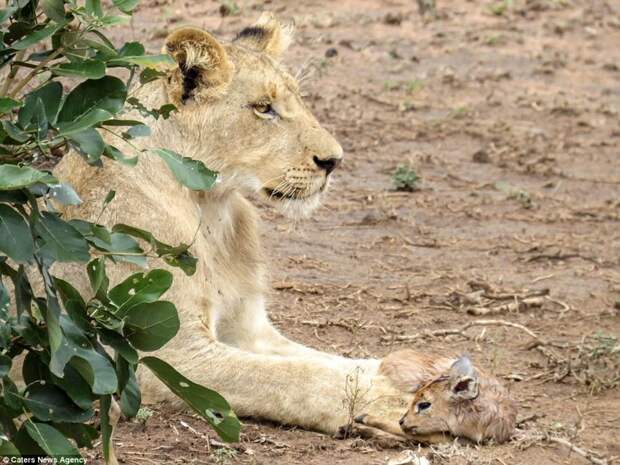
[335,419,408,448]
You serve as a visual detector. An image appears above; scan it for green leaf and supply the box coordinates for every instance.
[13,425,45,456]
[85,0,103,17]
[123,124,150,139]
[117,357,141,417]
[102,119,143,127]
[0,7,18,24]
[24,422,81,458]
[141,357,240,442]
[56,108,112,136]
[112,0,139,13]
[0,97,22,115]
[0,190,28,204]
[125,301,180,351]
[22,351,51,387]
[85,230,146,267]
[68,127,105,163]
[52,279,84,310]
[152,148,218,191]
[82,37,118,60]
[87,257,107,296]
[0,281,9,348]
[1,121,29,142]
[0,204,34,263]
[52,363,97,411]
[48,183,82,206]
[52,423,98,449]
[50,316,117,394]
[91,223,112,244]
[13,266,33,317]
[0,439,20,456]
[109,54,175,69]
[0,165,55,191]
[22,384,94,423]
[99,329,138,364]
[104,189,116,205]
[25,82,62,124]
[57,76,127,123]
[17,96,48,139]
[118,41,145,57]
[0,165,55,190]
[12,21,68,50]
[3,376,21,411]
[108,269,173,315]
[52,59,106,79]
[112,224,196,276]
[127,97,176,120]
[41,0,66,22]
[35,212,90,263]
[54,277,89,332]
[0,354,11,377]
[103,144,138,166]
[38,265,65,380]
[139,67,166,84]
[99,14,130,27]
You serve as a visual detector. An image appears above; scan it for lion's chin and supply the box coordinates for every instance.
[264,190,322,219]
[261,179,329,219]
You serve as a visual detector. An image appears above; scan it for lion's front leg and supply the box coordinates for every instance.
[140,333,381,434]
[215,294,339,359]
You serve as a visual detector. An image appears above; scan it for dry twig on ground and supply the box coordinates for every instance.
[382,319,543,345]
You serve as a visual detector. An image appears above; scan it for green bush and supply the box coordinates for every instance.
[0,0,239,462]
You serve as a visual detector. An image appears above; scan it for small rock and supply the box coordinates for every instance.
[472,149,491,163]
[384,12,404,26]
[325,48,338,58]
[388,450,430,465]
[584,26,598,37]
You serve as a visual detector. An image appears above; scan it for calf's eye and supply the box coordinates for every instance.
[416,401,432,412]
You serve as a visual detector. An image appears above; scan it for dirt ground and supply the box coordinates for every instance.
[88,0,620,464]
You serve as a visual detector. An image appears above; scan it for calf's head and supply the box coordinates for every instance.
[399,356,517,443]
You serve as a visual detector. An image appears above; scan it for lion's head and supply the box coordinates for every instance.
[161,14,343,218]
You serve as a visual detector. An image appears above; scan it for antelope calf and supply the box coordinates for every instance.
[354,351,518,444]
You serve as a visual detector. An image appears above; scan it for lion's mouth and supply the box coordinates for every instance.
[263,184,325,201]
[264,188,299,200]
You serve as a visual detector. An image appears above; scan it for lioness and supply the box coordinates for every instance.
[56,13,386,434]
[54,14,514,440]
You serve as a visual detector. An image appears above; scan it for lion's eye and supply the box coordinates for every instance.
[252,102,278,120]
[416,401,432,412]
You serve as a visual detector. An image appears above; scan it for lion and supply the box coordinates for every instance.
[53,14,515,446]
[54,13,385,435]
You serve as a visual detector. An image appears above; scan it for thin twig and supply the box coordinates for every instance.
[548,437,609,465]
[0,50,26,96]
[382,319,543,344]
[8,47,65,98]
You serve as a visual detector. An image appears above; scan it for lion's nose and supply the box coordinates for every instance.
[399,416,406,427]
[313,155,341,175]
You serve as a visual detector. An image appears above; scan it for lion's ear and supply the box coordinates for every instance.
[234,13,295,59]
[164,27,234,104]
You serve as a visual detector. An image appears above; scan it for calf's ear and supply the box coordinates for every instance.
[448,355,479,401]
